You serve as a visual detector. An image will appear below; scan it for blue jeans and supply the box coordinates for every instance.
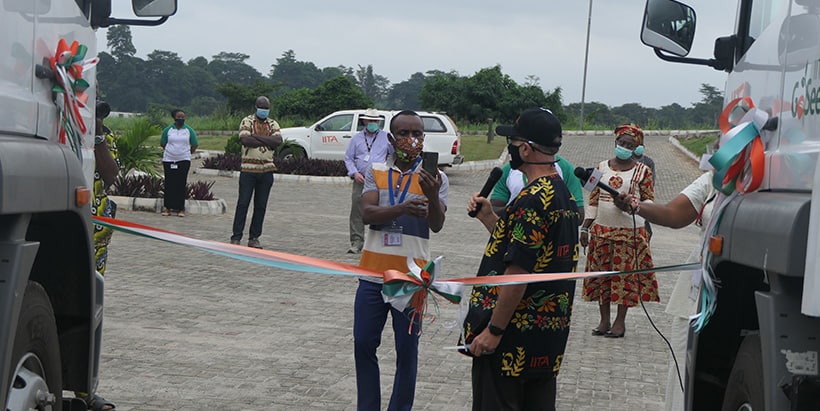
[354,279,420,411]
[231,171,273,241]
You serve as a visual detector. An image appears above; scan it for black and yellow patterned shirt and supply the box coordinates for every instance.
[462,174,580,378]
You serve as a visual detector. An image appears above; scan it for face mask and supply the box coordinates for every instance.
[175,118,185,126]
[508,143,525,170]
[633,145,645,156]
[615,145,633,160]
[366,123,379,133]
[256,109,270,119]
[393,135,423,162]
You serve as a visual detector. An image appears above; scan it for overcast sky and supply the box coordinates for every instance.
[97,0,736,109]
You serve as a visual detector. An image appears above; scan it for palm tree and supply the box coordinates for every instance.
[115,118,162,177]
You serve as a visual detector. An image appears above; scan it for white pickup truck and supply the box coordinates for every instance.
[279,109,464,166]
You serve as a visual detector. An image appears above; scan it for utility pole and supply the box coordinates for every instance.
[580,0,593,131]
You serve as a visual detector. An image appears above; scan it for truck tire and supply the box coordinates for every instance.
[6,282,62,411]
[721,335,764,411]
[278,146,305,161]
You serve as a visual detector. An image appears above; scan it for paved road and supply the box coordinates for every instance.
[97,133,704,410]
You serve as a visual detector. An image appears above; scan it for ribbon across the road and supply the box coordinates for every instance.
[94,216,700,321]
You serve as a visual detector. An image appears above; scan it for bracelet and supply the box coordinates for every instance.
[580,227,589,234]
[631,202,641,215]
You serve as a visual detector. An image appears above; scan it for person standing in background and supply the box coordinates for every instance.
[230,96,282,249]
[344,108,392,254]
[489,156,585,220]
[580,123,658,339]
[625,123,656,239]
[160,109,197,217]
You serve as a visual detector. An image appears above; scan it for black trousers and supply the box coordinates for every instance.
[163,160,190,211]
[472,355,557,411]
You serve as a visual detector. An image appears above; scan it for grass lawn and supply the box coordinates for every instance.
[460,134,506,162]
[678,133,719,157]
[143,134,233,151]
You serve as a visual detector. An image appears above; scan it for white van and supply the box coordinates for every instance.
[279,109,464,166]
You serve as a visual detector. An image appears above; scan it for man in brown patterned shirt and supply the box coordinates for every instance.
[230,96,282,248]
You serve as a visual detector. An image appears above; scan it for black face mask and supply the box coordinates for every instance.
[508,143,524,170]
[175,118,185,126]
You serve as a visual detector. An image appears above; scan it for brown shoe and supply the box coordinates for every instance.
[177,211,185,217]
[161,208,170,216]
[230,239,241,245]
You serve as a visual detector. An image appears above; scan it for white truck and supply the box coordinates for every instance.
[1,1,176,409]
[279,109,465,166]
[642,0,820,410]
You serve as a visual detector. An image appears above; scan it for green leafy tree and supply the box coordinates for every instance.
[269,50,329,93]
[355,64,390,105]
[208,52,262,85]
[386,72,428,110]
[215,80,278,114]
[309,76,372,118]
[106,25,136,60]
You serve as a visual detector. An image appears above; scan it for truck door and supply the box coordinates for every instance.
[312,113,354,160]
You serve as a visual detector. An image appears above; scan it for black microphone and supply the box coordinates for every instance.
[468,166,503,218]
[574,167,620,197]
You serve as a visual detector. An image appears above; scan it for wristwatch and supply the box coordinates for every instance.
[488,322,505,336]
[94,135,105,145]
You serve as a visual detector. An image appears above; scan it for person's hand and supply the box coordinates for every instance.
[580,231,590,248]
[400,198,429,217]
[418,168,441,201]
[468,329,501,357]
[467,193,493,220]
[613,192,639,214]
[354,172,365,184]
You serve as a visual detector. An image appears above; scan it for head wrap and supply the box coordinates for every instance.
[614,123,644,146]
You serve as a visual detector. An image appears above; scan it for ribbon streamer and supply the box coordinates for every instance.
[48,38,99,158]
[94,216,701,331]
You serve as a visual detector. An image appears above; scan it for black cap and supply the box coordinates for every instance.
[496,108,562,148]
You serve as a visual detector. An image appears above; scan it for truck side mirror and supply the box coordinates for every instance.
[132,0,177,17]
[641,0,696,57]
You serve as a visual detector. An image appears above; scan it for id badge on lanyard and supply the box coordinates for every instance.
[384,222,403,246]
[170,162,179,170]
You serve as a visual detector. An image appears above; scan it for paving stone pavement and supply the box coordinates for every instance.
[97,133,704,410]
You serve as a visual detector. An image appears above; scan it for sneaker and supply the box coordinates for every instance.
[230,239,241,245]
[247,238,262,249]
[347,246,361,254]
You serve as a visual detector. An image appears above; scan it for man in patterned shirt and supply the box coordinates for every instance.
[230,96,282,248]
[463,108,580,410]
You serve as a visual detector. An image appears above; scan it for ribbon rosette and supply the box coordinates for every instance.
[709,97,767,195]
[49,38,99,157]
[381,256,463,333]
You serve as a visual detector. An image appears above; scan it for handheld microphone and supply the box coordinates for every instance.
[574,167,620,197]
[468,166,503,218]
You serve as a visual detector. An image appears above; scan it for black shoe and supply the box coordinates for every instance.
[247,238,262,249]
[230,239,240,245]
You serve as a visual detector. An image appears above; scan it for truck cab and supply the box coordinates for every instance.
[642,0,820,409]
[0,1,175,409]
[279,109,464,166]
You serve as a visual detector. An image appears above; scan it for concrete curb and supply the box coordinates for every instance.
[668,136,701,164]
[109,196,228,215]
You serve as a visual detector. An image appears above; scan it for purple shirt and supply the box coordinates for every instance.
[344,129,393,177]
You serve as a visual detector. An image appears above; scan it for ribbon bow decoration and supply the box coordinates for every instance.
[709,97,767,195]
[382,256,463,333]
[48,38,99,158]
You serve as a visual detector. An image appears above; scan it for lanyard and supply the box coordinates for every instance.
[364,131,377,152]
[388,169,413,206]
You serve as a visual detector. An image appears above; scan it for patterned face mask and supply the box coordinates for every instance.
[393,135,423,162]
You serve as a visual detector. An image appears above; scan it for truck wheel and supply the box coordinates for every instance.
[6,282,62,411]
[279,146,305,161]
[721,335,764,411]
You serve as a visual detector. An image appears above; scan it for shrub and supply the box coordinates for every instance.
[187,180,216,200]
[225,135,242,154]
[110,175,164,198]
[110,175,217,200]
[275,157,347,177]
[116,118,162,176]
[202,153,241,171]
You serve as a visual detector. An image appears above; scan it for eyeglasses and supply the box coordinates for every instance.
[395,129,425,138]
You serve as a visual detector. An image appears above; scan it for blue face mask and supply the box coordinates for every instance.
[256,109,270,119]
[633,145,645,156]
[615,145,633,160]
[366,122,379,133]
[174,118,185,126]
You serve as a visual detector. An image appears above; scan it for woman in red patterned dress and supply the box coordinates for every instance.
[579,124,658,338]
